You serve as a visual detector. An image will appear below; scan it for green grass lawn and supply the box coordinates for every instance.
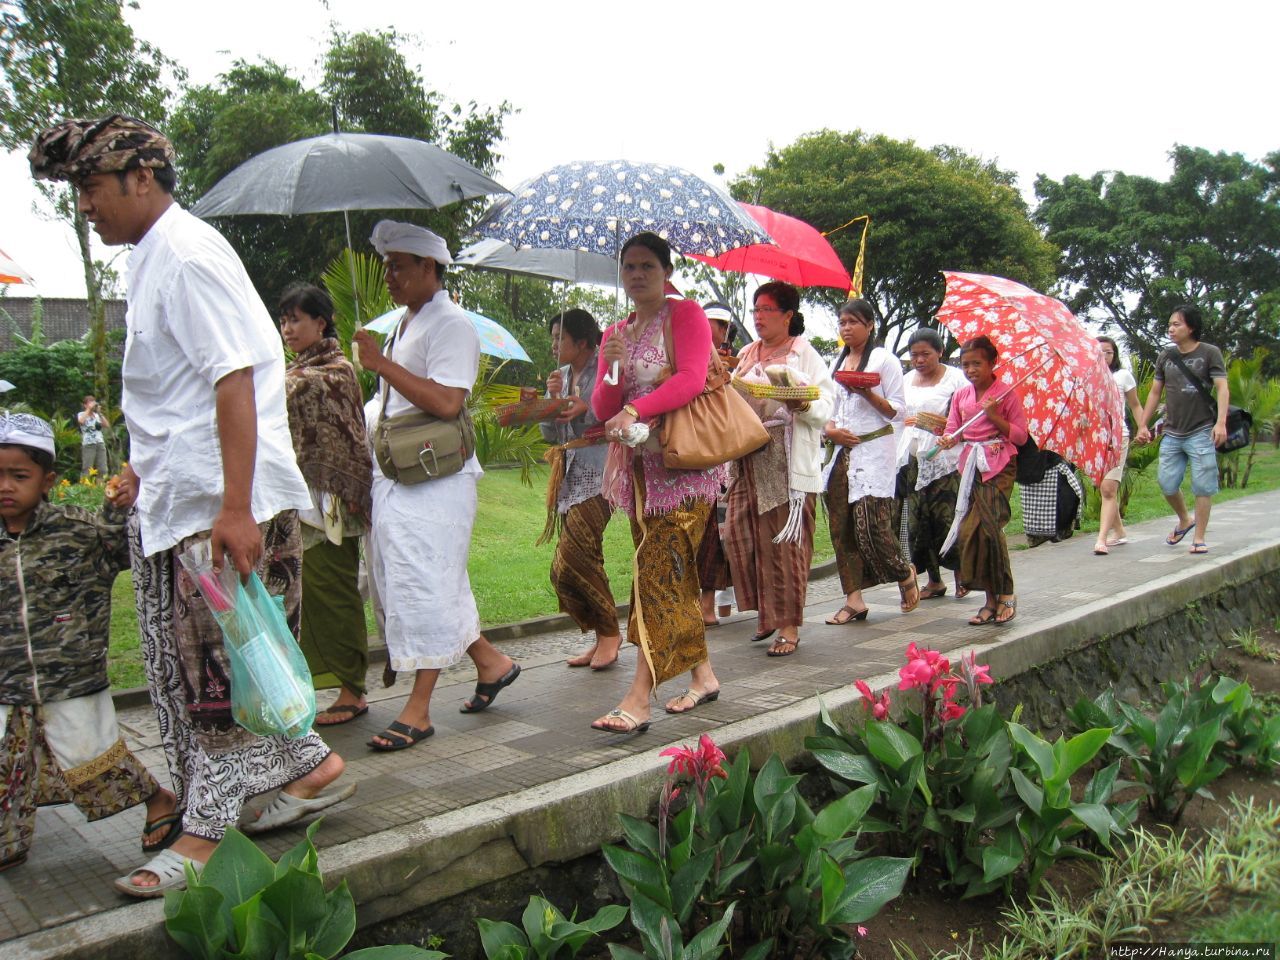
[105,445,1277,689]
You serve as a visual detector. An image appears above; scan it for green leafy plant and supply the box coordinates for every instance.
[1005,724,1135,894]
[1067,675,1268,823]
[608,900,739,960]
[476,894,626,960]
[1229,626,1280,663]
[606,735,908,959]
[164,822,443,960]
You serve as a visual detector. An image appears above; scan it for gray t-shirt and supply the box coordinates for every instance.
[1154,342,1227,437]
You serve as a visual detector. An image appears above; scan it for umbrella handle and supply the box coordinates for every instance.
[921,357,1051,459]
[603,360,620,386]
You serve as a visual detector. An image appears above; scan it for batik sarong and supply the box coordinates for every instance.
[723,455,815,631]
[827,450,912,594]
[905,466,960,582]
[551,494,620,636]
[129,510,331,842]
[696,502,731,592]
[957,461,1017,595]
[300,535,369,695]
[0,691,158,864]
[626,462,712,689]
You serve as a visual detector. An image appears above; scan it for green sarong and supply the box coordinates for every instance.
[300,536,369,695]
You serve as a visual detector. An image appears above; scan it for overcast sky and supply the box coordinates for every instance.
[2,0,1277,304]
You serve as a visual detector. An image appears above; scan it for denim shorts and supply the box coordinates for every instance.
[1158,427,1218,497]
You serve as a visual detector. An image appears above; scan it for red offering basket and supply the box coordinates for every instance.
[834,370,881,391]
[496,397,572,427]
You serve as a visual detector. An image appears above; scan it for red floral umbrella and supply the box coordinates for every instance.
[0,248,35,286]
[685,202,851,290]
[934,271,1125,486]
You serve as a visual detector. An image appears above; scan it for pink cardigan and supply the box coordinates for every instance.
[946,380,1030,482]
[593,299,711,421]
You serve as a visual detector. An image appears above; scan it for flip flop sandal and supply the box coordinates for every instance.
[995,598,1018,625]
[1093,544,1110,556]
[0,853,28,873]
[591,708,651,734]
[313,703,369,726]
[242,783,358,834]
[766,637,800,657]
[368,720,435,751]
[140,808,185,853]
[665,688,721,714]
[920,585,948,600]
[955,584,970,599]
[1189,542,1210,555]
[460,663,521,713]
[1166,523,1195,546]
[751,629,776,642]
[825,605,869,625]
[114,848,202,899]
[1106,537,1130,546]
[703,619,721,628]
[968,606,998,626]
[898,574,921,613]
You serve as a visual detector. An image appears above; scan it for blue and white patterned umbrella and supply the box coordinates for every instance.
[365,306,531,362]
[471,159,773,259]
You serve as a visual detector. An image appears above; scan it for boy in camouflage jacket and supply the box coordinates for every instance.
[0,412,178,872]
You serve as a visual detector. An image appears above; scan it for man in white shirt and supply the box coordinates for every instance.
[31,115,352,897]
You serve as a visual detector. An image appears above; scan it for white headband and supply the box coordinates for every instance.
[370,219,453,265]
[0,410,55,457]
[703,304,734,325]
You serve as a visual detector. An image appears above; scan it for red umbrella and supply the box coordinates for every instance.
[686,202,851,290]
[934,272,1125,487]
[0,248,35,286]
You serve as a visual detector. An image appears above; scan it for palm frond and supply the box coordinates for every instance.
[322,250,395,400]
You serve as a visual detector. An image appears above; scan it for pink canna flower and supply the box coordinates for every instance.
[898,658,934,691]
[661,734,728,782]
[942,701,967,722]
[857,926,869,937]
[855,679,891,719]
[961,650,994,685]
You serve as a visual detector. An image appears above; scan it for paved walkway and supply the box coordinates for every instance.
[3,491,1279,945]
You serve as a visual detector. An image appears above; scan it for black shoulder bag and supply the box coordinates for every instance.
[1164,349,1251,453]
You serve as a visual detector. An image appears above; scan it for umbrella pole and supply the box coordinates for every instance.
[344,209,364,373]
[923,357,1051,460]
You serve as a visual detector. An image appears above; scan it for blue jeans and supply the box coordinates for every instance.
[1158,427,1218,497]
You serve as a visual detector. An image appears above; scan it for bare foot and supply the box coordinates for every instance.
[282,750,346,800]
[590,634,621,670]
[567,643,598,667]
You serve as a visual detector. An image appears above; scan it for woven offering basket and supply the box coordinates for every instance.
[731,377,821,402]
[913,411,949,435]
[496,397,572,427]
[834,370,881,391]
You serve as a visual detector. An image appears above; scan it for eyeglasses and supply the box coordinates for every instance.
[750,306,782,316]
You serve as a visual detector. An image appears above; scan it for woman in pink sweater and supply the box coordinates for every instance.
[936,336,1029,625]
[589,232,726,733]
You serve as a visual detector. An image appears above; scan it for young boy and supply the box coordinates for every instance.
[0,411,178,871]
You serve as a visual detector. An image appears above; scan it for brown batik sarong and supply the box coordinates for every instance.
[0,695,158,865]
[827,451,913,594]
[723,456,816,631]
[958,460,1016,595]
[696,503,731,592]
[627,463,713,690]
[551,495,620,636]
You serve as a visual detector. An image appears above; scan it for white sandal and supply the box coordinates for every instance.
[115,848,201,898]
[242,783,357,835]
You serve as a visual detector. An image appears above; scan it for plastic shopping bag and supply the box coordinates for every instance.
[179,541,317,738]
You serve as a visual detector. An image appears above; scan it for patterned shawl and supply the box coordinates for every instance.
[284,339,373,516]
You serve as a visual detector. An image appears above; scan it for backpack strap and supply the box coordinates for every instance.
[1164,348,1219,415]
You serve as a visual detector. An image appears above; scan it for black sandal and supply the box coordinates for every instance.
[460,663,521,713]
[968,606,997,626]
[766,637,800,657]
[140,808,185,853]
[368,720,435,751]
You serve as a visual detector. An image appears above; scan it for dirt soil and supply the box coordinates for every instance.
[856,626,1280,960]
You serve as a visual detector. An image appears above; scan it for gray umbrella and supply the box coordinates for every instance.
[454,237,619,286]
[190,132,507,217]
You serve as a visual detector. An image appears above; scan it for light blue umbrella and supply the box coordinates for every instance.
[365,306,531,363]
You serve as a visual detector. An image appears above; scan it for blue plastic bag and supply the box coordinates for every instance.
[180,542,316,738]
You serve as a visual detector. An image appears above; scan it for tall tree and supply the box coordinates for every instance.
[1035,146,1280,368]
[169,29,510,304]
[733,130,1058,354]
[0,0,180,398]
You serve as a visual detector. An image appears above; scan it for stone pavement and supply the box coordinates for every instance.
[4,490,1280,954]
